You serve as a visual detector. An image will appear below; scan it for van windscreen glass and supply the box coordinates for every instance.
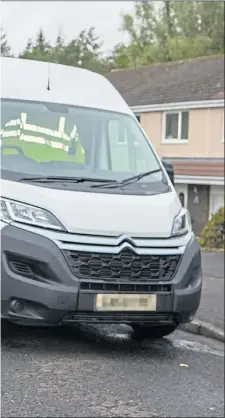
[1,99,166,189]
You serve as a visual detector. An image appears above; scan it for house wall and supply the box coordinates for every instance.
[140,107,224,158]
[140,106,224,234]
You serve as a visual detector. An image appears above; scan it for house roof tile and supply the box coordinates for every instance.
[164,157,224,177]
[107,55,224,107]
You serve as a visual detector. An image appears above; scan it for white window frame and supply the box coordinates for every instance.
[162,110,189,144]
[116,129,128,145]
[222,108,224,143]
[108,119,127,146]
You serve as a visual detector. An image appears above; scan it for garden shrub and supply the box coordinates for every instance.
[199,207,224,250]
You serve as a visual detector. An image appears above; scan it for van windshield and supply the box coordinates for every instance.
[1,99,166,191]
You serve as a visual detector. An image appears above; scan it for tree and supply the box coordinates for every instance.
[111,43,133,69]
[168,1,200,38]
[116,1,157,67]
[56,28,64,49]
[111,1,225,69]
[1,27,11,57]
[22,38,33,55]
[52,27,112,74]
[60,28,103,69]
[50,29,65,64]
[19,27,111,75]
[196,1,224,53]
[111,1,180,67]
[19,28,52,61]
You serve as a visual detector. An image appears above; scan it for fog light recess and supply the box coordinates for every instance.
[10,299,24,314]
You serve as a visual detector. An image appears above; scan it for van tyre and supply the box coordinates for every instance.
[131,323,178,340]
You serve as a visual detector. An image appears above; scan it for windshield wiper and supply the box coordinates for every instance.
[91,169,162,189]
[19,175,117,184]
[19,169,163,187]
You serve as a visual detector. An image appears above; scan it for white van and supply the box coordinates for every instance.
[1,57,202,338]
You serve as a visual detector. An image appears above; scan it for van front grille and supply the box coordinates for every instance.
[63,249,180,281]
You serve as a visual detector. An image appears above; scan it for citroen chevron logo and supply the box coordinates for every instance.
[117,234,136,249]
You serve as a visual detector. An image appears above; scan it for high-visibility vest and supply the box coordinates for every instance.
[0,112,85,163]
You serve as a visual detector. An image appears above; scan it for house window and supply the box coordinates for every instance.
[163,111,189,142]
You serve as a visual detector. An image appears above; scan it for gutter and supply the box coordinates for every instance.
[175,175,224,186]
[131,99,224,114]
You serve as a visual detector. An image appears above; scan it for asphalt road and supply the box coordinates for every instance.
[196,276,224,329]
[196,251,224,329]
[201,251,224,279]
[1,323,224,417]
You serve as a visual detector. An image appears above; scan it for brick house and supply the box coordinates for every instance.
[107,55,224,236]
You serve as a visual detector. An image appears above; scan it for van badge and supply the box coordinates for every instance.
[117,234,135,248]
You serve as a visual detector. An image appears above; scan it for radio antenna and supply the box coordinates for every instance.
[47,62,51,91]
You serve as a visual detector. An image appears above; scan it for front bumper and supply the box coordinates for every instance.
[1,223,202,326]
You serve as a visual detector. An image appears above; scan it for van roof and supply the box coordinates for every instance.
[1,57,132,115]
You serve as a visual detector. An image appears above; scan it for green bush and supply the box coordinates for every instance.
[199,207,225,250]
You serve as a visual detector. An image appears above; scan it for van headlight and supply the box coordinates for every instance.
[0,198,65,231]
[171,208,192,237]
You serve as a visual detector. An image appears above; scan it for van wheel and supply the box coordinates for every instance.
[131,323,177,340]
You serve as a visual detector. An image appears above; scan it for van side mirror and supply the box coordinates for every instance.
[161,159,174,185]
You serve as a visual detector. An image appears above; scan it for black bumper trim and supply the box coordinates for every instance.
[80,281,172,293]
[61,311,175,324]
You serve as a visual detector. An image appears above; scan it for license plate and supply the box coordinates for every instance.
[95,294,156,311]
